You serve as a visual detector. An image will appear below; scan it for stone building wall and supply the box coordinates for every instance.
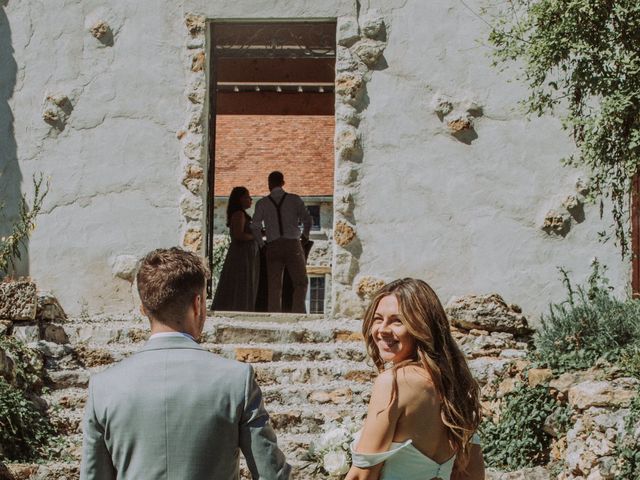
[0,0,629,319]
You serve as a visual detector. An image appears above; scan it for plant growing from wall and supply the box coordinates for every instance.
[482,0,640,256]
[480,383,572,470]
[0,173,49,277]
[534,260,640,372]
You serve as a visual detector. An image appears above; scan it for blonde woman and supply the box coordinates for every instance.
[346,278,485,480]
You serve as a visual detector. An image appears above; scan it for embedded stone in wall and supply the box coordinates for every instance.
[445,294,531,335]
[36,292,66,323]
[235,348,274,363]
[360,13,386,40]
[191,50,205,72]
[333,251,359,285]
[335,191,355,216]
[0,280,37,321]
[337,164,359,186]
[336,126,362,162]
[576,178,590,196]
[563,195,585,222]
[352,39,386,68]
[188,113,203,134]
[185,14,205,36]
[90,21,111,40]
[447,114,473,133]
[336,103,359,127]
[431,93,454,117]
[184,141,203,161]
[337,16,359,47]
[111,255,139,282]
[42,94,73,129]
[356,276,386,299]
[336,46,359,73]
[180,193,203,221]
[182,163,204,194]
[334,221,356,247]
[183,228,203,252]
[543,210,570,236]
[333,287,365,319]
[568,378,638,410]
[335,72,365,105]
[187,78,206,104]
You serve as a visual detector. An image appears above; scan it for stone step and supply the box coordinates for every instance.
[269,403,366,435]
[61,317,363,346]
[69,341,367,368]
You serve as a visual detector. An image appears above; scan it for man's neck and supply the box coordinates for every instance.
[150,321,192,337]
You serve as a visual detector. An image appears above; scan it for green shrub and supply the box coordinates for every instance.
[0,337,45,393]
[615,391,640,478]
[0,378,54,461]
[534,262,640,372]
[0,173,49,278]
[480,384,571,470]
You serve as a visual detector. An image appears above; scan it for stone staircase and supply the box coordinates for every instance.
[8,313,376,479]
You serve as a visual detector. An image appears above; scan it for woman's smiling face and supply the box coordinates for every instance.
[370,294,416,364]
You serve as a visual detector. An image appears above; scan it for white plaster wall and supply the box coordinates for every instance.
[2,0,629,319]
[354,0,628,322]
[3,1,187,314]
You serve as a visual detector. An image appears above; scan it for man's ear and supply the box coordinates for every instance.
[193,293,202,316]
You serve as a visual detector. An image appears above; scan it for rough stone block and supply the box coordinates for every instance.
[36,292,67,322]
[335,72,365,105]
[568,379,637,410]
[334,330,363,342]
[335,126,362,162]
[90,21,110,39]
[182,162,204,194]
[235,347,274,363]
[528,368,553,387]
[447,114,473,133]
[543,210,570,236]
[48,369,90,389]
[191,50,205,72]
[356,276,386,299]
[183,228,203,252]
[337,16,359,47]
[360,12,386,39]
[13,323,40,343]
[180,193,203,221]
[352,39,385,68]
[0,280,37,321]
[41,323,69,344]
[111,255,139,282]
[446,294,531,335]
[185,14,205,36]
[335,103,360,127]
[334,221,356,247]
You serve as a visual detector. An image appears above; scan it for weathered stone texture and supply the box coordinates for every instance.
[0,281,37,321]
[183,228,203,252]
[90,21,110,39]
[355,276,385,299]
[446,294,531,335]
[111,255,139,282]
[334,221,356,247]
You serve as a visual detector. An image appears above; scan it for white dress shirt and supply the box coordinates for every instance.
[250,187,312,247]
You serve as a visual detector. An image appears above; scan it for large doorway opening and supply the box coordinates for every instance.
[207,21,336,314]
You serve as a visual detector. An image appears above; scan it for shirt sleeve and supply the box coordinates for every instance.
[251,201,265,247]
[297,196,312,238]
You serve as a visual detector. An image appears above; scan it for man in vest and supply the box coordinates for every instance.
[251,171,312,313]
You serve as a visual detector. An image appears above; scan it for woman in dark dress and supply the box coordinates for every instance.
[212,186,260,311]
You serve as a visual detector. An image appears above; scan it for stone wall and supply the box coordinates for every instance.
[0,0,629,318]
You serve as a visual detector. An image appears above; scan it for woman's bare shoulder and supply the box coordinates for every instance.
[394,364,438,399]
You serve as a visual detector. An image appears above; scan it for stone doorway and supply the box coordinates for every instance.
[206,21,336,314]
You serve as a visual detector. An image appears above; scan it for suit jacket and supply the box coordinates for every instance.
[80,335,291,480]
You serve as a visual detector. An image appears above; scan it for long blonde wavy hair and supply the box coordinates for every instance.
[362,278,481,466]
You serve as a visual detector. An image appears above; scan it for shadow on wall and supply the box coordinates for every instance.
[0,2,28,277]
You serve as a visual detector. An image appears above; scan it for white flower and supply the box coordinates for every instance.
[323,450,350,476]
[322,427,351,447]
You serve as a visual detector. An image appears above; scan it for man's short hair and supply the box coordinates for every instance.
[136,247,209,323]
[268,171,284,188]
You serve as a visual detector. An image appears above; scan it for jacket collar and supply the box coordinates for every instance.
[136,335,206,353]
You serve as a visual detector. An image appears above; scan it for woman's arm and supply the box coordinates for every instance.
[345,371,401,480]
[451,443,485,480]
[230,211,254,242]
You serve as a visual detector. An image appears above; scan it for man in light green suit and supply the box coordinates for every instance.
[80,248,291,480]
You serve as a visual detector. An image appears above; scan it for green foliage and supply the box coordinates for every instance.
[615,390,640,478]
[484,0,640,256]
[0,378,54,461]
[480,383,571,470]
[0,173,49,277]
[534,260,640,372]
[0,336,45,394]
[212,234,230,283]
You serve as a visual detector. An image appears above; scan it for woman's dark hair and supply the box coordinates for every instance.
[226,186,249,227]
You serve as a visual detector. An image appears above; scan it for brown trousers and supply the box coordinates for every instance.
[265,238,308,313]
